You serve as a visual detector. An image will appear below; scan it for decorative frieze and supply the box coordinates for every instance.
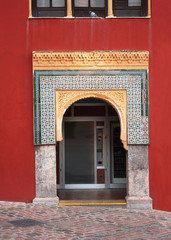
[33,51,149,70]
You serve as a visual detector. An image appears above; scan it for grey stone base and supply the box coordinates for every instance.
[35,145,58,200]
[33,197,59,204]
[36,183,57,198]
[126,196,152,209]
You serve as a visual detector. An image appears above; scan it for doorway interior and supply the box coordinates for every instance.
[56,98,127,202]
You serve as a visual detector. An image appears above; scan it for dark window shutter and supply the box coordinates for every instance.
[32,0,67,17]
[113,0,147,17]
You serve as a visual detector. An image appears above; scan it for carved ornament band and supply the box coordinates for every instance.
[33,51,149,70]
[55,90,127,150]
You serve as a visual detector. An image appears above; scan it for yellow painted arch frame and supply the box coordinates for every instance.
[56,90,127,150]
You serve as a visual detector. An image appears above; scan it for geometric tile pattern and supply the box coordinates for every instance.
[141,116,149,138]
[33,70,149,145]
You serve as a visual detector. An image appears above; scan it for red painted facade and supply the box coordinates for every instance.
[0,1,171,211]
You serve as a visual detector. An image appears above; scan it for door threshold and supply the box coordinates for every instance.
[62,184,106,189]
[59,200,126,206]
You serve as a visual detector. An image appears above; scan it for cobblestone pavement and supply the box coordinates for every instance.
[0,202,171,240]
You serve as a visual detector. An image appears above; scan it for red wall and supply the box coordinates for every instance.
[0,1,171,211]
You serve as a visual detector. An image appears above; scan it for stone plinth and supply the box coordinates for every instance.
[126,196,152,209]
[126,145,152,209]
[34,145,59,204]
[33,197,59,204]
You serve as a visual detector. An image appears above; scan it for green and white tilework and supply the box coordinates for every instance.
[33,70,149,145]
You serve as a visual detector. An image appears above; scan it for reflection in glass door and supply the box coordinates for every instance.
[110,122,126,188]
[65,121,94,184]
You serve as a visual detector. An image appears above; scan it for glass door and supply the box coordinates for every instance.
[110,122,126,188]
[65,121,95,185]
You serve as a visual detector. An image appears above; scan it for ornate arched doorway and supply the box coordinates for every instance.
[33,51,152,209]
[57,97,126,191]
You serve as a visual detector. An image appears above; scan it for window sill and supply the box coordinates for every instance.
[28,16,151,19]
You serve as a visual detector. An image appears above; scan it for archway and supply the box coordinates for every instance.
[55,90,127,150]
[57,97,127,202]
[33,51,152,209]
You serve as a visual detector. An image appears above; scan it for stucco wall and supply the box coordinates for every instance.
[0,1,171,211]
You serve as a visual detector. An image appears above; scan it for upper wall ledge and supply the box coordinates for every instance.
[32,51,149,70]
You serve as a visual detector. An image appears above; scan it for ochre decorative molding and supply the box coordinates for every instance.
[148,0,151,17]
[56,90,127,150]
[33,51,149,70]
[29,0,32,17]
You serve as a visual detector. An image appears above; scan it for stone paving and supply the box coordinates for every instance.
[0,202,171,240]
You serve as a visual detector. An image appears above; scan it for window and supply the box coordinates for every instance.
[32,0,67,17]
[31,0,149,18]
[73,0,107,18]
[113,0,147,17]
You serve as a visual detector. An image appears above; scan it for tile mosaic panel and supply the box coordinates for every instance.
[33,70,149,145]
